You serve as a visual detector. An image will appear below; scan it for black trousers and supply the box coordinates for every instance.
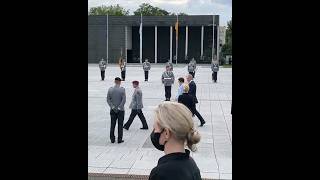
[124,109,148,129]
[144,71,149,81]
[121,71,126,81]
[100,70,105,80]
[212,72,218,82]
[110,110,124,142]
[189,71,195,78]
[165,86,172,100]
[193,105,205,124]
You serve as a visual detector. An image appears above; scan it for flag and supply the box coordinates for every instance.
[175,17,178,40]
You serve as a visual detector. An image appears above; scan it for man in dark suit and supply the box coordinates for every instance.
[186,74,206,126]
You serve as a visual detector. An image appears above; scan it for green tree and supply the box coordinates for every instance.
[89,4,129,16]
[133,3,170,16]
[221,19,232,56]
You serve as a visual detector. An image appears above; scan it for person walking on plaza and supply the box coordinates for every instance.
[188,58,196,78]
[107,77,126,144]
[99,58,107,81]
[186,74,206,126]
[142,59,151,81]
[123,80,149,130]
[119,57,126,81]
[178,84,196,116]
[211,57,219,83]
[162,65,175,101]
[175,77,185,101]
[149,101,202,180]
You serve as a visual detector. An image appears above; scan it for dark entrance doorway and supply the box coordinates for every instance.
[126,49,135,63]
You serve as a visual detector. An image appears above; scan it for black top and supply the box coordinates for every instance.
[149,149,201,180]
[178,93,196,115]
[188,81,198,104]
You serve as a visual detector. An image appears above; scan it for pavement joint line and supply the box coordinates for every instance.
[209,87,221,179]
[219,101,232,144]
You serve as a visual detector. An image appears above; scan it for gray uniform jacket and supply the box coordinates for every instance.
[167,62,173,71]
[99,60,106,71]
[211,63,219,72]
[188,62,195,72]
[129,87,143,109]
[191,60,197,69]
[162,71,175,86]
[143,62,151,71]
[107,85,126,111]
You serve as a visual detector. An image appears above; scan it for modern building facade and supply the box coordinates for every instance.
[88,15,219,63]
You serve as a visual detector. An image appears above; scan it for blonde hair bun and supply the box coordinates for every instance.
[155,101,201,152]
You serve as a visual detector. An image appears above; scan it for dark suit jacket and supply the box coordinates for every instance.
[149,149,201,180]
[178,93,196,115]
[188,80,198,104]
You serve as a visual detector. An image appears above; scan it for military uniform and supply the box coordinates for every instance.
[143,61,151,81]
[161,70,175,101]
[107,84,126,143]
[123,86,148,130]
[99,59,107,80]
[120,61,126,81]
[188,59,197,78]
[211,62,219,83]
[167,62,173,71]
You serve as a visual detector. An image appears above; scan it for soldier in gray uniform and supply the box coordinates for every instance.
[166,61,173,71]
[191,58,197,77]
[142,59,151,81]
[107,77,126,143]
[99,58,107,81]
[119,57,126,81]
[162,65,175,101]
[211,58,219,83]
[188,58,196,78]
[123,81,148,130]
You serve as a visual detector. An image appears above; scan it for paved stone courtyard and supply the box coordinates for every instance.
[88,63,232,179]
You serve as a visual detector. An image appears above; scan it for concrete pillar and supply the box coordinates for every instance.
[125,26,127,63]
[106,14,109,64]
[185,26,188,61]
[201,25,204,58]
[212,15,215,61]
[155,26,157,64]
[217,25,220,62]
[170,26,173,63]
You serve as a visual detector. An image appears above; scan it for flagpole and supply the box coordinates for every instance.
[139,13,143,64]
[176,15,178,65]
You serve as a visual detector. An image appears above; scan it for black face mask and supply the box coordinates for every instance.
[150,129,165,151]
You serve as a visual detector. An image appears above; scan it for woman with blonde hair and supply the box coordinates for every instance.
[149,101,202,180]
[178,83,196,116]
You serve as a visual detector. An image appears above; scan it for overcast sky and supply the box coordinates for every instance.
[88,0,232,26]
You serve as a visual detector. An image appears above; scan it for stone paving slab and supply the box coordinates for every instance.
[88,64,232,179]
